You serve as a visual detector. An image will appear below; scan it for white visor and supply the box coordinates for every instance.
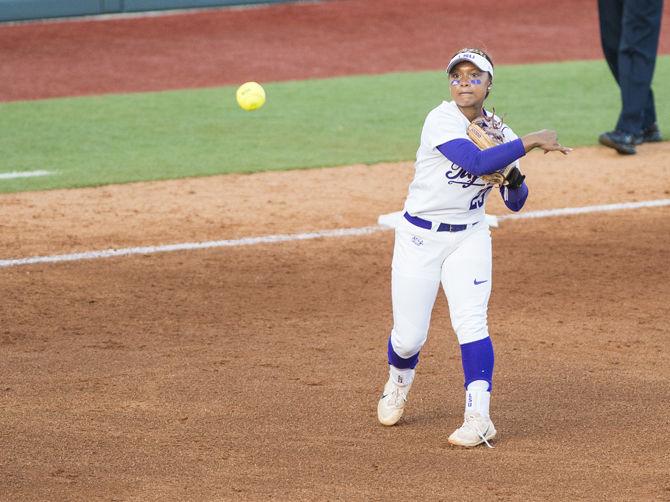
[446,52,494,78]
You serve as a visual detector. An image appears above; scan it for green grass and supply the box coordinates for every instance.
[1,56,668,193]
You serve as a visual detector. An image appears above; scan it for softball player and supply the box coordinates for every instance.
[377,48,570,447]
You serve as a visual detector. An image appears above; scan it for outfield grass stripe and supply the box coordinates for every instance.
[1,199,668,269]
[1,57,668,193]
[0,170,52,180]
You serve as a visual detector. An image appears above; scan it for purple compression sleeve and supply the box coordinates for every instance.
[436,138,526,177]
[460,336,494,391]
[500,182,529,212]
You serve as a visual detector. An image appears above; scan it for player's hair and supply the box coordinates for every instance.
[452,47,494,97]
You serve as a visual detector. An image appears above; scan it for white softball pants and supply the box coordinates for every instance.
[390,217,492,359]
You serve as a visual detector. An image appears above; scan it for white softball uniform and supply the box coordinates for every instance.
[404,100,519,224]
[390,100,519,358]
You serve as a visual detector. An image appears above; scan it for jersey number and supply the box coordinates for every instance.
[469,186,492,210]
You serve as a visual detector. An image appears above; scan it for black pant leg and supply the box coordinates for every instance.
[642,88,657,129]
[598,0,624,80]
[615,0,663,134]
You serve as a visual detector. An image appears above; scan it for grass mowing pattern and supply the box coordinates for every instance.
[1,57,668,193]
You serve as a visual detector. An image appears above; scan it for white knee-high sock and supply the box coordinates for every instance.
[389,365,415,387]
[465,379,491,417]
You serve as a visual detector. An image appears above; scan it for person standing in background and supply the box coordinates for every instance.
[598,0,664,154]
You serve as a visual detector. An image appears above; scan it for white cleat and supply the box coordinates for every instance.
[377,379,412,426]
[448,412,497,448]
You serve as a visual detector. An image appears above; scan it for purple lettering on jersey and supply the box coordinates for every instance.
[469,186,493,209]
[445,163,486,188]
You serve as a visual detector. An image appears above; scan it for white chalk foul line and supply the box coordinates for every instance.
[1,198,669,269]
[497,198,670,221]
[0,226,384,268]
[0,170,52,180]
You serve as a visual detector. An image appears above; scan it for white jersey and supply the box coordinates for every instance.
[403,100,519,225]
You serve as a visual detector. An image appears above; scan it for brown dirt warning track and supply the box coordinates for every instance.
[1,1,670,500]
[2,0,670,102]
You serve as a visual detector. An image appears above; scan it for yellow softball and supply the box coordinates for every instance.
[236,82,266,111]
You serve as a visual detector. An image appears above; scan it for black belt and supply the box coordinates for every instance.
[403,212,478,232]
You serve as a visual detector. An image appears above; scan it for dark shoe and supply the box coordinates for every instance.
[599,130,636,155]
[634,123,662,145]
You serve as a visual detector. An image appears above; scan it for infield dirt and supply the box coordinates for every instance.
[2,0,670,500]
[2,145,670,500]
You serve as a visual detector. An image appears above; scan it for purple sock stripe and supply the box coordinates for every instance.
[387,336,419,369]
[460,336,494,391]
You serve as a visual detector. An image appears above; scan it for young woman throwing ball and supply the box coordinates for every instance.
[377,48,570,447]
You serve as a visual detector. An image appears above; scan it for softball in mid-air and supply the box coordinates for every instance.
[236,81,266,111]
